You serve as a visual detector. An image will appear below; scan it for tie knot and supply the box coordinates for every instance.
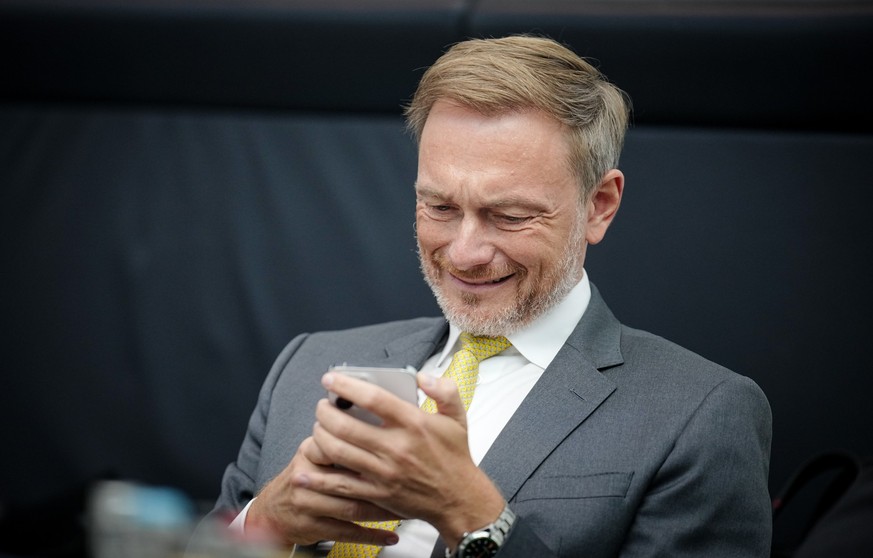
[459,332,511,362]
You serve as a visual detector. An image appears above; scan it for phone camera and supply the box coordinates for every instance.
[335,397,354,410]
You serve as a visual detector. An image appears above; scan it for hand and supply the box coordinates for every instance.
[303,371,505,547]
[245,436,401,548]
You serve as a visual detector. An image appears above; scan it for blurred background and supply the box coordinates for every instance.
[1,0,872,556]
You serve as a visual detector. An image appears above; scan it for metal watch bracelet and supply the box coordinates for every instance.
[447,502,516,558]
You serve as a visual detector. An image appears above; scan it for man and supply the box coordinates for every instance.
[207,35,772,557]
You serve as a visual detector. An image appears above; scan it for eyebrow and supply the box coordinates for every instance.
[415,183,552,214]
[414,183,442,199]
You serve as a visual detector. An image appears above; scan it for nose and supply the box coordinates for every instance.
[446,217,495,271]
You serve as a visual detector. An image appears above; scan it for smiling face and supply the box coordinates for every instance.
[415,100,589,337]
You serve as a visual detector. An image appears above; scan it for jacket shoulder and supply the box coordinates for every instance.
[615,324,766,403]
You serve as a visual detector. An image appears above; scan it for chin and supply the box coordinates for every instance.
[420,256,552,336]
[435,293,531,338]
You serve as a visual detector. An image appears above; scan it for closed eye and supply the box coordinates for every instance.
[422,203,459,220]
[499,215,529,223]
[494,213,534,229]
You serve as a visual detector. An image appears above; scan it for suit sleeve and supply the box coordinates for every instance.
[206,333,310,521]
[618,374,773,557]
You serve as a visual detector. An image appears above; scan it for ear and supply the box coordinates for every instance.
[585,169,624,245]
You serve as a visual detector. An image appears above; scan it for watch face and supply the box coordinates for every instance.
[460,537,499,558]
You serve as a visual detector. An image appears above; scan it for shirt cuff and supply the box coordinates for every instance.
[228,498,255,533]
[227,498,298,557]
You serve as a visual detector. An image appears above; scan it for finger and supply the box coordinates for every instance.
[265,511,399,547]
[311,410,387,475]
[329,521,400,548]
[278,506,399,547]
[315,394,402,460]
[300,435,333,467]
[322,371,419,426]
[249,448,401,548]
[418,372,467,426]
[292,466,397,514]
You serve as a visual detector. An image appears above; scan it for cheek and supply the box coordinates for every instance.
[415,216,450,252]
[500,235,550,270]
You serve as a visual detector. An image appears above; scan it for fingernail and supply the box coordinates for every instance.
[385,533,399,546]
[322,372,335,388]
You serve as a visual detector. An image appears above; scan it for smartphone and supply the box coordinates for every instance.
[327,365,419,426]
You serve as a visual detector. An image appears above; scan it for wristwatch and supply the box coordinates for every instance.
[448,503,516,558]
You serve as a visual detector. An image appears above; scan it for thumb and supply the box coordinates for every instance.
[418,372,467,425]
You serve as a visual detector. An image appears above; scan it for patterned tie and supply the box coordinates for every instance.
[327,333,511,558]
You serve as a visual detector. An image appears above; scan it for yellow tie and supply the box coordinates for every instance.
[327,333,511,558]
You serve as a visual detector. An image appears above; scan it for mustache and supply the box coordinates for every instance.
[431,251,523,282]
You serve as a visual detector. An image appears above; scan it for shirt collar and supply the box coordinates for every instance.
[436,271,592,369]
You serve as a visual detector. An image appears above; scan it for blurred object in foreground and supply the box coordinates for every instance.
[88,481,193,558]
[88,481,285,558]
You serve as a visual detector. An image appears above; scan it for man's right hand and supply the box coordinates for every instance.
[245,436,401,548]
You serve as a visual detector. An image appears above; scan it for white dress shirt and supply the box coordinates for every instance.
[234,273,592,557]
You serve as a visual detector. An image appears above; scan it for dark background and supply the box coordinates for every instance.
[2,0,872,556]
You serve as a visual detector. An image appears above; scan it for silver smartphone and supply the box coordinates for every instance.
[327,365,419,426]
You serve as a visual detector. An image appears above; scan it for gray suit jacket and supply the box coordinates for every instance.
[212,285,772,557]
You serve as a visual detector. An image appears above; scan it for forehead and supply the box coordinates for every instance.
[416,101,578,202]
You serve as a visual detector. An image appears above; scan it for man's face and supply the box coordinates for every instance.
[415,100,588,337]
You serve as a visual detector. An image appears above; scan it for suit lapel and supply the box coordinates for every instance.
[380,319,449,369]
[478,285,623,501]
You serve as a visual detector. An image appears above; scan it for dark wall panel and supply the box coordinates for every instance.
[0,0,466,112]
[469,0,873,132]
[0,105,436,507]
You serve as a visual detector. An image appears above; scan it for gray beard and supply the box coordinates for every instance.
[418,218,585,338]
